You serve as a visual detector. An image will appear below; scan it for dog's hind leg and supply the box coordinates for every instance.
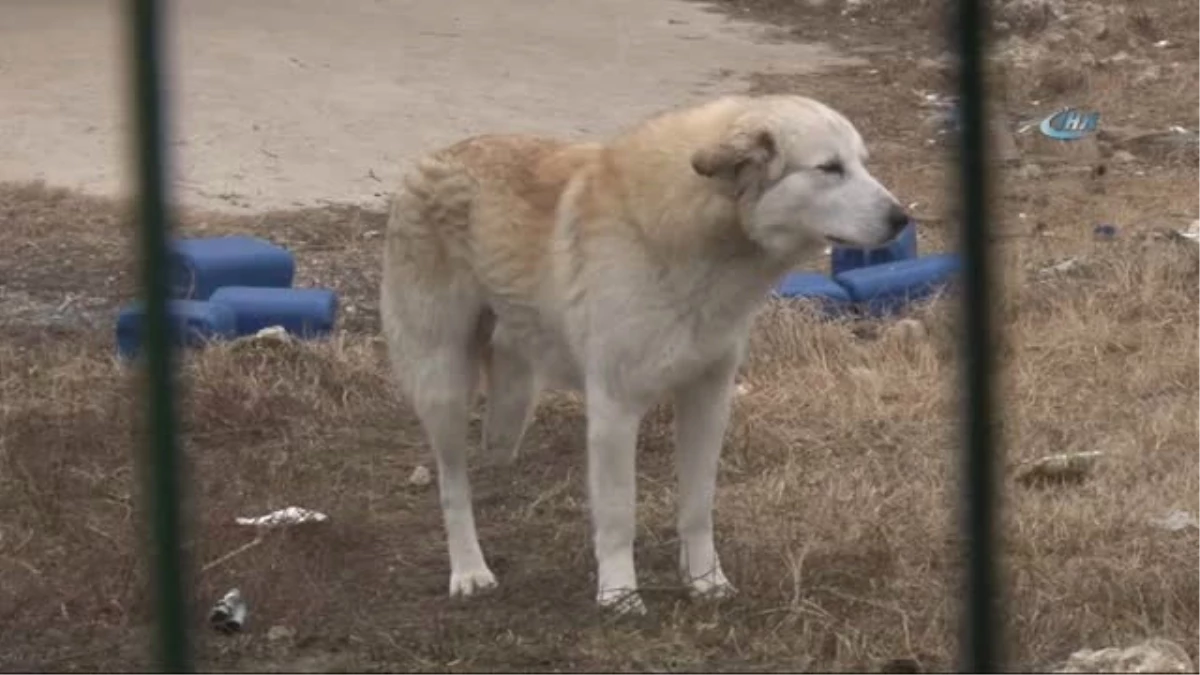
[482,325,541,463]
[384,299,496,593]
[383,283,497,597]
[416,343,498,597]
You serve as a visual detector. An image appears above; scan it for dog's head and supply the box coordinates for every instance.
[691,95,909,258]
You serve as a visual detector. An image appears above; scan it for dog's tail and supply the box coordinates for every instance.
[381,153,492,405]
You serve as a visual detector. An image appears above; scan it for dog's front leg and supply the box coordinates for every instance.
[585,385,647,615]
[673,353,738,599]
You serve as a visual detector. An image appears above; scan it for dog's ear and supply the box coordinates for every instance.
[691,127,776,180]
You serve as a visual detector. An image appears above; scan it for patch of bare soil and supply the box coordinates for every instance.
[2,0,1198,671]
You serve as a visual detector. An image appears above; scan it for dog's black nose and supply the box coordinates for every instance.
[887,204,910,236]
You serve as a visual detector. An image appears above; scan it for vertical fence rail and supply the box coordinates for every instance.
[126,0,192,671]
[954,0,1003,671]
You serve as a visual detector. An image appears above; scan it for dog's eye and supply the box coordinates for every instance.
[817,160,845,176]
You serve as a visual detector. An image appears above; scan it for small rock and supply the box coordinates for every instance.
[408,465,433,487]
[267,625,296,642]
[1111,149,1136,163]
[1016,162,1044,179]
[1055,638,1193,673]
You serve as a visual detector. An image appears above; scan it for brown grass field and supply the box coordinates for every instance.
[1,0,1197,671]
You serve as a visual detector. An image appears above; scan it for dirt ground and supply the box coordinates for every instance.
[1,0,1198,672]
[0,0,852,212]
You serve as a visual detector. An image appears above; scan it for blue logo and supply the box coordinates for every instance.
[1039,108,1100,141]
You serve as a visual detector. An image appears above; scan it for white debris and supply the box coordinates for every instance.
[235,506,329,528]
[1055,638,1194,673]
[1037,257,1084,277]
[230,325,294,351]
[408,465,433,487]
[1174,220,1200,244]
[735,382,753,396]
[1016,451,1102,485]
[209,588,248,634]
[1148,510,1199,532]
[253,325,292,342]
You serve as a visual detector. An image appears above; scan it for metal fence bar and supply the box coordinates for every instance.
[953,0,1003,671]
[126,0,192,671]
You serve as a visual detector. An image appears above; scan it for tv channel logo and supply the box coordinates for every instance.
[1038,108,1100,141]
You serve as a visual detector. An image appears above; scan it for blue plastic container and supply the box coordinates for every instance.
[169,236,295,300]
[830,221,918,276]
[209,286,338,338]
[116,300,238,359]
[774,272,853,315]
[833,253,962,317]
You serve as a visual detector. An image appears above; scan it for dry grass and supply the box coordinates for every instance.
[2,221,1195,671]
[2,0,1198,670]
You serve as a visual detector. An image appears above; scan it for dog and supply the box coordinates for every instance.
[380,94,909,614]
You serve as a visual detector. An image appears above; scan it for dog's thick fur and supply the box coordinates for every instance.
[381,94,908,613]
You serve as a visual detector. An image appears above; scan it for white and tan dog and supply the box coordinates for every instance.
[381,94,908,614]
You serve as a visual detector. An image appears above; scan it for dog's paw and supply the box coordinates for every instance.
[596,587,647,615]
[686,568,737,600]
[448,567,498,597]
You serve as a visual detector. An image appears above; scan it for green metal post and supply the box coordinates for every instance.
[126,0,192,670]
[953,0,1004,671]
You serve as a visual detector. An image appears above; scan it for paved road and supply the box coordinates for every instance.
[0,0,853,211]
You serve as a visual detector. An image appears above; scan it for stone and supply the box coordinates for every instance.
[1016,162,1045,179]
[408,465,433,487]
